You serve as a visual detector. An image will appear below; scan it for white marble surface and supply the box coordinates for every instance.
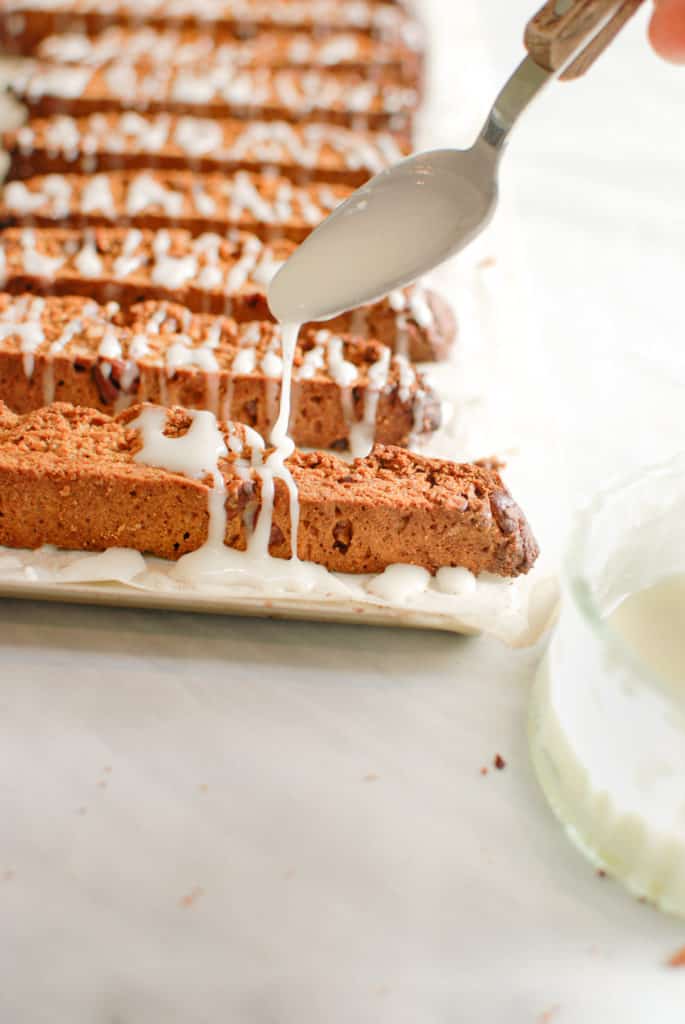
[2,2,685,1022]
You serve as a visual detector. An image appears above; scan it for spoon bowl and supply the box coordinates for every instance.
[267,142,498,325]
[268,0,646,328]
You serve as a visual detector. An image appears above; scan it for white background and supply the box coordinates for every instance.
[1,2,685,1021]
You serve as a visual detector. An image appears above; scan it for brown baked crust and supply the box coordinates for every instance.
[0,294,441,450]
[0,401,539,577]
[33,27,423,86]
[0,170,352,243]
[4,114,410,187]
[0,227,456,362]
[0,2,418,54]
[12,62,418,138]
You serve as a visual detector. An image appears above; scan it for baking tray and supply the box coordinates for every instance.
[0,27,557,644]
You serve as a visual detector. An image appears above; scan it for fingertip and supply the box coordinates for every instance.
[649,0,685,63]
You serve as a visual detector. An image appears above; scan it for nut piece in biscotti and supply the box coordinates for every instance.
[0,1,421,54]
[4,115,411,188]
[0,293,441,451]
[34,27,423,88]
[11,62,418,140]
[0,226,456,362]
[0,170,353,244]
[0,402,539,577]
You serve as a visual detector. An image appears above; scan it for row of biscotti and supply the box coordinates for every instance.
[0,169,353,244]
[3,114,409,186]
[0,0,420,54]
[11,62,418,138]
[0,225,455,362]
[0,401,539,578]
[31,27,423,86]
[0,293,440,451]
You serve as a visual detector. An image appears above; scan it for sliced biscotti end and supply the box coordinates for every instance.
[0,402,538,578]
[0,1,421,56]
[0,169,353,243]
[331,285,457,363]
[33,27,424,86]
[4,114,411,187]
[10,61,419,141]
[290,445,539,577]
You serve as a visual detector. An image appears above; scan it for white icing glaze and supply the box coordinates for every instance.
[20,228,64,278]
[35,25,401,75]
[113,227,144,277]
[4,180,51,215]
[131,405,226,481]
[4,0,411,39]
[20,112,403,180]
[165,340,218,377]
[129,333,151,361]
[348,346,390,458]
[325,333,358,388]
[97,325,122,362]
[366,564,431,602]
[0,317,45,378]
[81,174,116,218]
[231,347,256,374]
[150,229,197,289]
[260,350,283,379]
[173,116,222,157]
[435,566,477,596]
[21,63,92,101]
[75,231,103,277]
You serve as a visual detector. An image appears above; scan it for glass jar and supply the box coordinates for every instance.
[529,454,685,916]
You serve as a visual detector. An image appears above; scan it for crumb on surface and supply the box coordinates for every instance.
[667,946,685,967]
[363,773,379,782]
[77,806,87,815]
[493,753,506,770]
[198,783,209,793]
[480,766,488,776]
[538,1006,560,1023]
[179,886,204,909]
[97,779,107,789]
[596,869,607,879]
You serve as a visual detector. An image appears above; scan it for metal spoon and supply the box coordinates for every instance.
[268,0,644,325]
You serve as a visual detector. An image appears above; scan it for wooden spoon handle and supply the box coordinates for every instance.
[525,0,645,80]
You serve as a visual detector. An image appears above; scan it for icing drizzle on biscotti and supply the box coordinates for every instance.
[35,27,421,83]
[13,61,418,137]
[7,114,407,185]
[0,227,447,362]
[2,170,350,242]
[0,293,439,452]
[2,0,420,47]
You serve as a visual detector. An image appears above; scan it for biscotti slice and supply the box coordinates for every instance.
[0,227,456,362]
[0,170,352,244]
[34,28,423,86]
[0,293,440,451]
[5,114,409,187]
[0,1,419,55]
[0,401,539,577]
[11,63,418,139]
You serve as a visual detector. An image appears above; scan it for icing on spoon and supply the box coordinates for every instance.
[268,0,645,324]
